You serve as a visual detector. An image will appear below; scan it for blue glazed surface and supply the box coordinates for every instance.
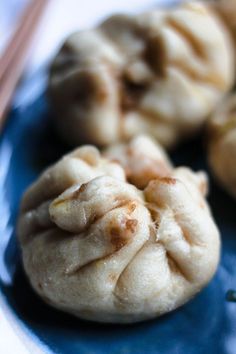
[0,93,236,354]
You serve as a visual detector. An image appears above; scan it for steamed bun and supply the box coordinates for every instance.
[48,1,234,148]
[18,136,220,323]
[208,93,236,198]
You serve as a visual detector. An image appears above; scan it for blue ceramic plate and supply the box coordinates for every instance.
[1,88,236,353]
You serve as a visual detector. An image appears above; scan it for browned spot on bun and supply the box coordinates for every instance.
[158,176,177,185]
[110,226,126,250]
[126,219,138,233]
[110,217,137,250]
[110,226,121,238]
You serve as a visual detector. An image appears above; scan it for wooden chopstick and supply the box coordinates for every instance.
[0,0,50,131]
[0,0,43,83]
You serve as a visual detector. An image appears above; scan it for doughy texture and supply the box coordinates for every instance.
[208,93,236,198]
[48,1,234,148]
[104,135,172,189]
[18,137,220,323]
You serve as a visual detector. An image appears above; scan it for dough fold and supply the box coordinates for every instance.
[18,137,220,323]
